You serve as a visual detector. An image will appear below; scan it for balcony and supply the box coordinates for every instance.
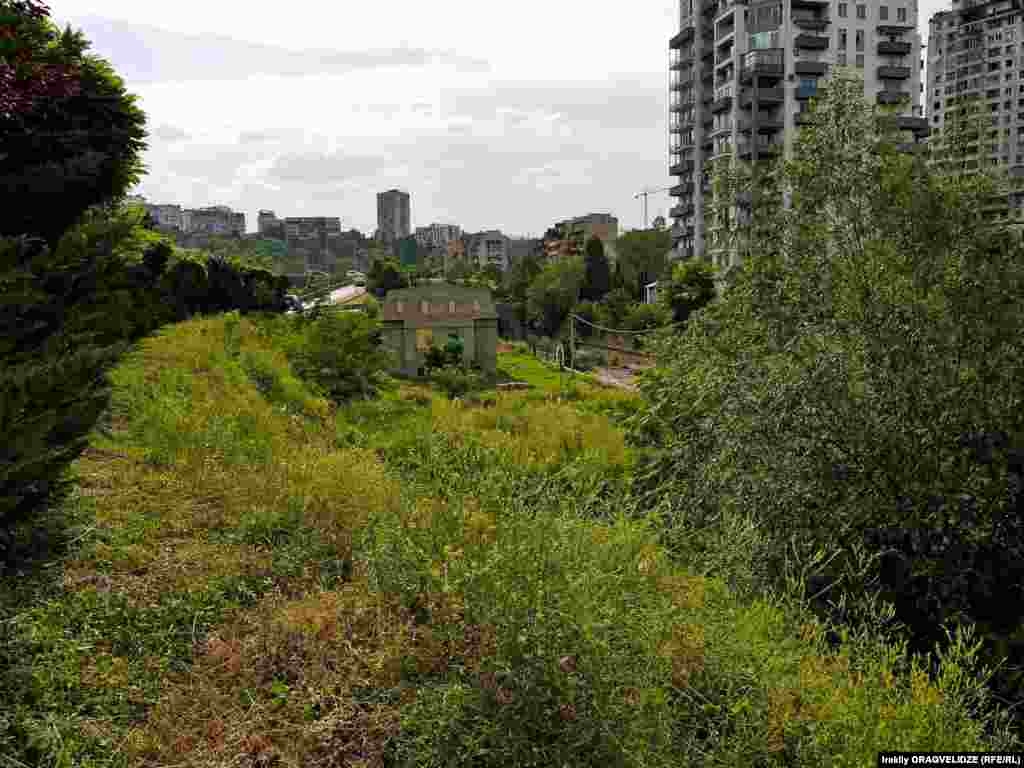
[739,117,785,132]
[739,86,785,107]
[670,74,695,90]
[669,203,695,219]
[712,94,733,113]
[878,40,912,55]
[794,60,828,75]
[791,0,829,7]
[794,33,829,50]
[738,138,784,160]
[878,114,930,136]
[877,90,910,105]
[670,181,696,197]
[670,27,695,48]
[669,160,695,176]
[739,49,784,83]
[791,14,829,30]
[877,65,911,80]
[877,24,915,35]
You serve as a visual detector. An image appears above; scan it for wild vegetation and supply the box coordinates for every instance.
[5,2,1024,764]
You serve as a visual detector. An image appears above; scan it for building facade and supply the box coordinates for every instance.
[466,230,511,271]
[379,283,499,376]
[668,0,927,267]
[376,189,411,245]
[544,213,620,261]
[927,0,1024,225]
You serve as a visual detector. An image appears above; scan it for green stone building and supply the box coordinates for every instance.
[379,282,498,376]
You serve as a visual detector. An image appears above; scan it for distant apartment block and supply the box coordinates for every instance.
[258,209,285,239]
[186,206,245,236]
[377,189,411,244]
[544,213,619,261]
[415,223,462,250]
[927,0,1024,225]
[668,0,927,268]
[466,230,511,271]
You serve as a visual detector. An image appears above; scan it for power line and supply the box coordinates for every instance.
[568,313,680,336]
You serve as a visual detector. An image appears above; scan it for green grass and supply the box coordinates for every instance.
[0,313,1016,768]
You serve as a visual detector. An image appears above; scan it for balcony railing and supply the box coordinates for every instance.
[739,86,785,107]
[878,65,911,79]
[791,13,829,30]
[878,40,912,55]
[740,49,784,81]
[794,33,829,49]
[670,27,695,49]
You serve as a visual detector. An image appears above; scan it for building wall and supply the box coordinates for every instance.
[669,0,925,268]
[376,189,411,243]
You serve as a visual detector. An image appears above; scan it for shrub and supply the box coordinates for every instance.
[432,367,487,399]
[287,309,391,401]
[571,347,604,372]
[631,69,1024,722]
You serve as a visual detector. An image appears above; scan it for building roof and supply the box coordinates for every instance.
[381,282,497,322]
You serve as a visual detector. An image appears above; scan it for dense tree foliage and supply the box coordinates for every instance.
[657,258,717,326]
[631,69,1024,726]
[367,258,407,297]
[613,228,672,299]
[580,235,611,302]
[526,255,584,337]
[0,6,148,246]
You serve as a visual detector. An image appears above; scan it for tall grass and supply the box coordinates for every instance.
[0,312,1016,768]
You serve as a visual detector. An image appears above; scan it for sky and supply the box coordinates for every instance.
[50,0,949,237]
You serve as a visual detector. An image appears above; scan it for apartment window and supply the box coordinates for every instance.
[897,7,906,21]
[838,52,848,65]
[880,5,888,20]
[856,4,866,19]
[839,28,847,48]
[856,53,865,67]
[838,2,848,17]
[856,29,864,51]
[934,100,941,112]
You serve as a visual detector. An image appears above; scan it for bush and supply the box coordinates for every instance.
[630,69,1024,724]
[432,366,487,399]
[287,309,391,401]
[571,347,605,372]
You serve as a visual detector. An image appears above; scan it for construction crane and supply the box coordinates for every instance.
[634,186,673,230]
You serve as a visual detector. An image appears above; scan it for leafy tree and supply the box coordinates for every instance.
[0,10,147,247]
[526,255,584,337]
[367,258,406,297]
[0,0,82,119]
[631,67,1024,719]
[288,309,391,400]
[658,258,717,325]
[614,229,672,299]
[580,235,611,301]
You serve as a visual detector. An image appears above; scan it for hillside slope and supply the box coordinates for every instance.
[0,313,1014,767]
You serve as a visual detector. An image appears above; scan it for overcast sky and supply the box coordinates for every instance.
[50,0,947,237]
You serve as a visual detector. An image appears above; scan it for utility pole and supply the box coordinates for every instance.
[634,186,673,230]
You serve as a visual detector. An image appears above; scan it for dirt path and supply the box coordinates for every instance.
[590,366,645,392]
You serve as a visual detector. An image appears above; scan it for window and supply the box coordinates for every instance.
[839,28,847,48]
[838,2,847,17]
[421,300,429,314]
[897,6,906,21]
[856,53,865,67]
[856,29,864,51]
[838,52,847,65]
[448,301,456,313]
[396,301,404,314]
[856,4,866,19]
[415,328,433,352]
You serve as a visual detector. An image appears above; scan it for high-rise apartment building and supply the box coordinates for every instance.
[376,189,411,244]
[927,0,1024,225]
[668,0,927,266]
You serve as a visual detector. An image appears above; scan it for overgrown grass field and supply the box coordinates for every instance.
[0,313,1014,767]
